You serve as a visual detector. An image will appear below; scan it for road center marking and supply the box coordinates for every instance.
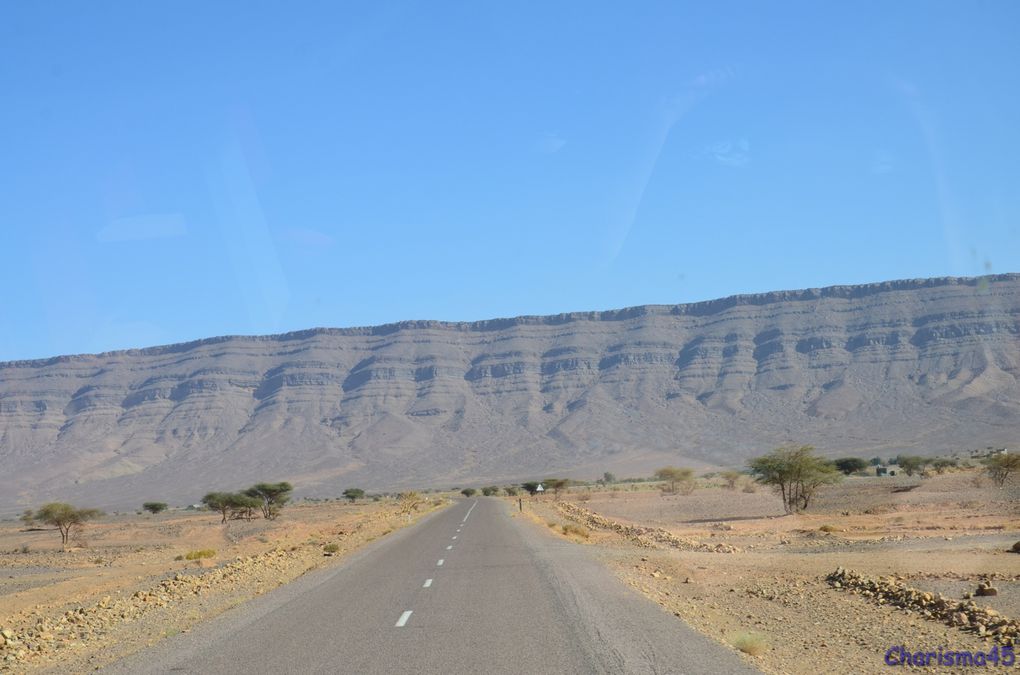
[461,500,477,523]
[452,536,457,539]
[423,578,433,588]
[437,559,444,566]
[395,610,413,627]
[446,545,453,550]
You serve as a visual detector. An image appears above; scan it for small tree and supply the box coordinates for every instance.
[228,493,261,521]
[602,472,617,484]
[545,478,569,499]
[142,502,168,514]
[342,488,365,504]
[720,470,742,490]
[748,446,841,513]
[202,492,235,524]
[986,453,1020,487]
[20,509,35,527]
[245,482,293,519]
[897,456,928,477]
[521,482,541,496]
[35,503,102,545]
[481,486,499,496]
[834,457,868,475]
[504,486,519,496]
[654,467,695,495]
[461,488,477,497]
[930,458,957,474]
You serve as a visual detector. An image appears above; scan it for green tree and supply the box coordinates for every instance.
[602,472,617,484]
[834,457,868,475]
[985,453,1020,487]
[748,446,842,513]
[142,502,168,514]
[521,481,542,496]
[35,503,103,545]
[19,509,35,527]
[228,493,262,521]
[654,467,695,495]
[480,486,499,496]
[461,488,477,497]
[244,482,293,519]
[897,456,928,477]
[202,492,235,523]
[342,488,365,504]
[930,458,957,474]
[504,486,519,496]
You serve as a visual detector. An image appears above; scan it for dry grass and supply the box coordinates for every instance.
[729,631,768,656]
[184,548,216,560]
[561,523,590,539]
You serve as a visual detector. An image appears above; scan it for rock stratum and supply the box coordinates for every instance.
[2,274,1018,511]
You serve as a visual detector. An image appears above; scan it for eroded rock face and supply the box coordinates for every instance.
[1,274,1019,510]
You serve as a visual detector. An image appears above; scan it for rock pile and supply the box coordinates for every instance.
[826,567,1018,646]
[556,502,739,553]
[0,548,298,668]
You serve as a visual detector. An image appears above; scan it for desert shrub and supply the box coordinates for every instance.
[545,478,569,499]
[729,631,768,656]
[721,470,742,490]
[372,495,381,502]
[930,458,957,474]
[741,481,758,493]
[323,543,340,553]
[461,488,477,497]
[504,486,519,496]
[834,457,868,475]
[985,453,1020,487]
[174,554,184,561]
[142,502,168,514]
[897,456,928,477]
[561,523,590,539]
[1010,541,1020,553]
[184,549,216,560]
[577,492,592,502]
[480,486,499,496]
[819,524,838,533]
[20,545,30,554]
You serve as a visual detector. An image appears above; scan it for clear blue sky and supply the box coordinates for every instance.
[2,2,1018,361]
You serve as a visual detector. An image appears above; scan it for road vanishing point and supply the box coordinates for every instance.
[103,499,759,674]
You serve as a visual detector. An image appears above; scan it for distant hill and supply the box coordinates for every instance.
[1,274,1017,511]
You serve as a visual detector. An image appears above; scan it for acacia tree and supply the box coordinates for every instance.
[749,446,842,513]
[202,492,237,523]
[897,456,928,477]
[986,453,1020,487]
[142,502,168,514]
[342,488,365,503]
[34,503,103,545]
[521,482,542,496]
[834,457,868,475]
[545,479,569,499]
[461,488,477,497]
[654,467,695,495]
[480,486,499,496]
[244,482,293,519]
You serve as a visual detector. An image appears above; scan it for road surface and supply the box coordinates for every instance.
[103,499,759,674]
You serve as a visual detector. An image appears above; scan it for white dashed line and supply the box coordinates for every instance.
[423,578,433,588]
[395,611,413,627]
[461,501,477,523]
[446,545,453,550]
[437,559,444,566]
[452,536,457,540]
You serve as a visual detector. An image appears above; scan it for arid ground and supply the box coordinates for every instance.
[526,470,1020,674]
[0,496,448,672]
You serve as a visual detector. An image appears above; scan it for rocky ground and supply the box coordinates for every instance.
[528,470,1020,674]
[0,496,448,673]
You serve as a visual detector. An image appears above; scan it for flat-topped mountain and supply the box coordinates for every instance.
[2,274,1018,511]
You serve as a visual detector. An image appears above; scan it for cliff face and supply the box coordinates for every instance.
[2,275,1018,510]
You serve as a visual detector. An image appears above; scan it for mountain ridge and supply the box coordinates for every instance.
[1,273,1017,511]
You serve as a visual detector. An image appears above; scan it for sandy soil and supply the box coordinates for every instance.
[0,496,449,672]
[529,470,1020,674]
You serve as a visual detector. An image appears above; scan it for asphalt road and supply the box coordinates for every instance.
[103,499,759,674]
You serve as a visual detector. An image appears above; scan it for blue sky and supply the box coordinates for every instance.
[2,1,1018,361]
